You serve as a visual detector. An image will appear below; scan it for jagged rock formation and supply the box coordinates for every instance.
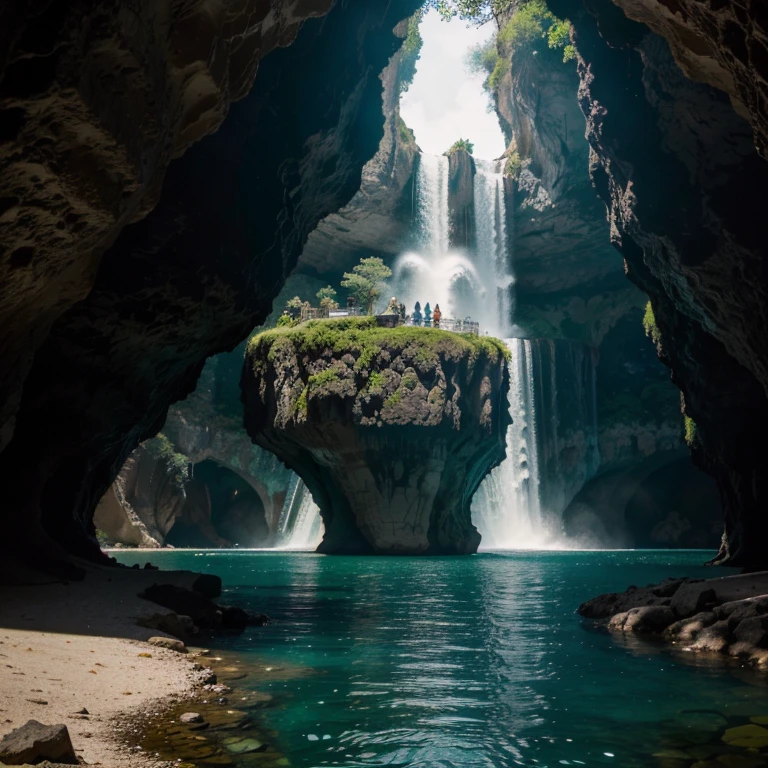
[242,318,510,554]
[549,0,768,566]
[0,0,422,574]
[296,19,420,279]
[447,149,476,248]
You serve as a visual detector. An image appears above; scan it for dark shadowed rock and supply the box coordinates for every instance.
[192,575,222,599]
[0,720,77,765]
[220,606,270,630]
[671,587,717,618]
[0,0,422,573]
[139,585,222,629]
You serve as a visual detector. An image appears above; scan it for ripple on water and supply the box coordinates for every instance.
[112,549,768,768]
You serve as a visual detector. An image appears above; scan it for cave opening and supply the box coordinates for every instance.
[165,460,269,549]
[2,0,768,765]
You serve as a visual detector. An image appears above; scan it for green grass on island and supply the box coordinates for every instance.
[246,316,510,373]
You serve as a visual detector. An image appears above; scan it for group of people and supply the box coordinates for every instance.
[385,297,442,328]
[412,301,442,328]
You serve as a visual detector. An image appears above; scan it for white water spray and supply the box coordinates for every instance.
[275,476,324,550]
[473,339,563,548]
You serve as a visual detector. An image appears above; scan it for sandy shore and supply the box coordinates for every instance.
[0,563,216,766]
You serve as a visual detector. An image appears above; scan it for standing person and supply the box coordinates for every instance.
[412,301,422,326]
[433,303,442,329]
[399,303,406,323]
[424,302,432,327]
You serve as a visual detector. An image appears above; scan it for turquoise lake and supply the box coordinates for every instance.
[115,549,768,767]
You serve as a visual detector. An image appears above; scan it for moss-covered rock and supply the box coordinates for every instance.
[242,318,510,555]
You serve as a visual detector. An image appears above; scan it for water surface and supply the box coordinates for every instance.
[116,549,768,767]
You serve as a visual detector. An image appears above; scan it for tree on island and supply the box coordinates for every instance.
[445,138,474,155]
[341,257,393,315]
[316,285,339,310]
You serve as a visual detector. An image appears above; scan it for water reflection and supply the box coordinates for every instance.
[115,550,761,768]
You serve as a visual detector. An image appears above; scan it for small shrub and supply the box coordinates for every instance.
[400,9,424,93]
[367,371,385,390]
[277,313,297,327]
[643,300,662,346]
[504,151,522,178]
[445,138,475,156]
[684,415,697,446]
[398,116,416,145]
[144,433,189,486]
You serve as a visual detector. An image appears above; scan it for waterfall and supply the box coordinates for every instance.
[417,153,450,253]
[275,476,324,550]
[472,338,559,549]
[473,159,513,337]
[393,153,484,321]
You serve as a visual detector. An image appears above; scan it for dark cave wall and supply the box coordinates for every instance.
[549,0,768,566]
[0,0,422,567]
[0,0,336,455]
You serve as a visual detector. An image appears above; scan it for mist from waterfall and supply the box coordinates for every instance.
[392,154,512,337]
[275,476,324,550]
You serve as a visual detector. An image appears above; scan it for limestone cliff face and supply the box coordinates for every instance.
[296,21,420,278]
[447,149,477,249]
[494,42,641,345]
[548,0,768,566]
[242,319,510,554]
[0,0,423,571]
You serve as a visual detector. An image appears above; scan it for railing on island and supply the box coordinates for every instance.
[297,306,480,336]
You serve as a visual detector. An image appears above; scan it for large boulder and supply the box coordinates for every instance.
[0,720,77,765]
[242,318,510,554]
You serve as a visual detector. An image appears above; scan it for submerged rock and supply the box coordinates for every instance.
[242,318,510,554]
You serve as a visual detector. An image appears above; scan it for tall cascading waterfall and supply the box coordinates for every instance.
[393,153,487,323]
[275,475,324,550]
[472,158,513,337]
[472,338,550,547]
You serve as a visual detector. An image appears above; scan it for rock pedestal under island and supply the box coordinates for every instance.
[241,318,510,555]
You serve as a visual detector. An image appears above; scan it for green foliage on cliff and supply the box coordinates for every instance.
[643,301,662,346]
[341,257,392,314]
[143,433,189,485]
[496,1,575,62]
[400,10,425,93]
[445,138,475,156]
[277,313,298,328]
[504,151,522,178]
[684,415,698,446]
[249,317,509,378]
[466,0,575,93]
[398,116,417,146]
[367,371,385,391]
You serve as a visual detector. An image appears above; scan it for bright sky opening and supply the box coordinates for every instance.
[400,9,506,160]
